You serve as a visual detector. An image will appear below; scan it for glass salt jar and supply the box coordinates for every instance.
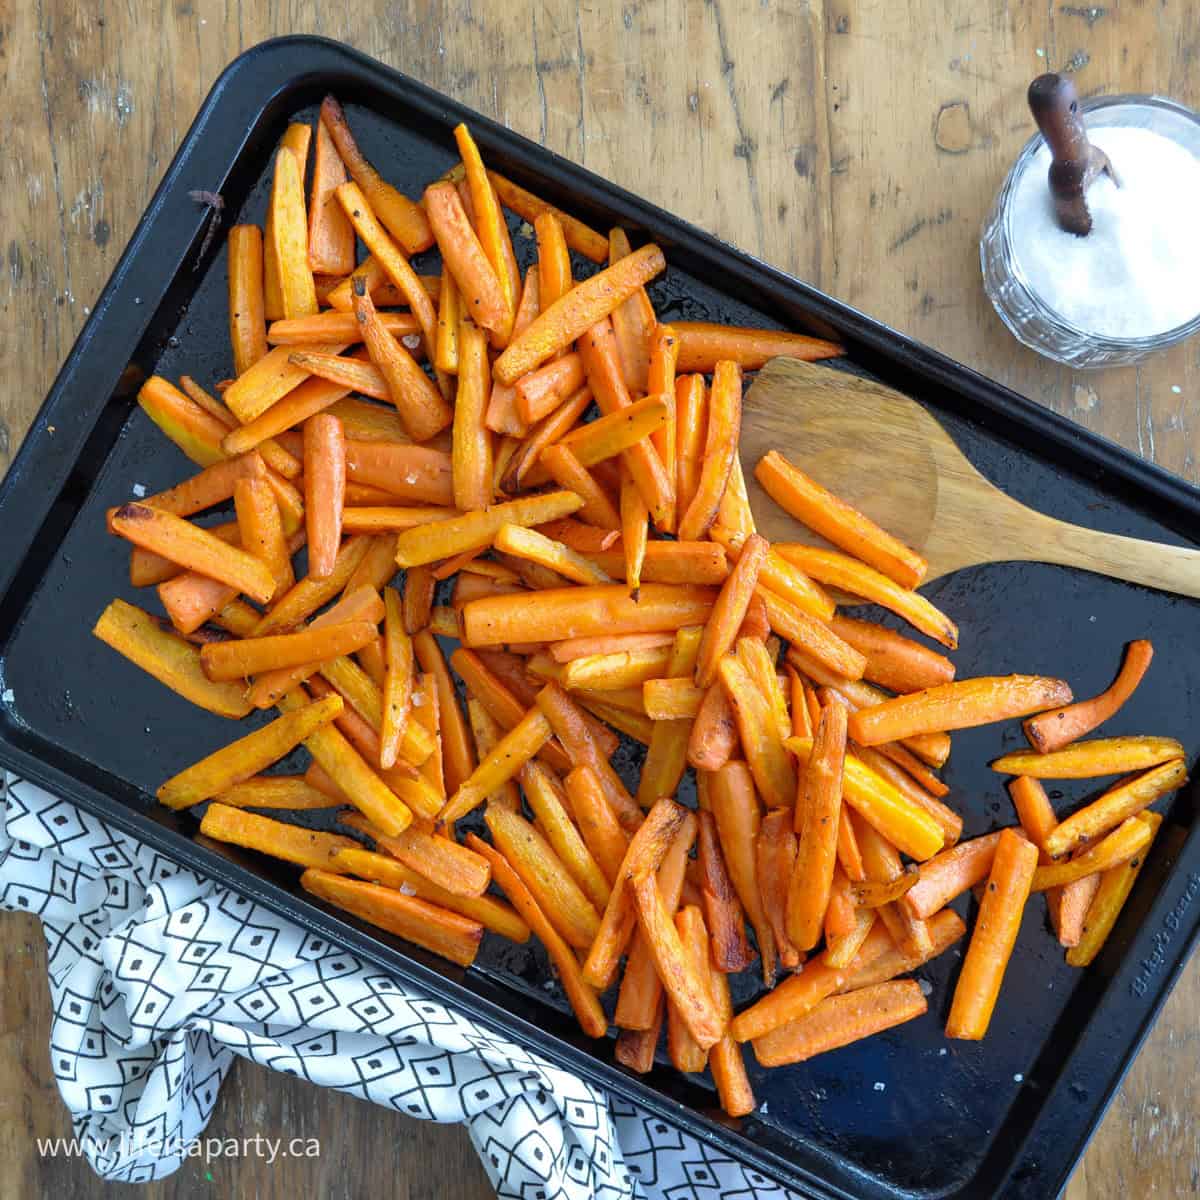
[981,86,1200,368]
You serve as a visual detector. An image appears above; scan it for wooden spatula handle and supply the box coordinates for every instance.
[1029,511,1200,598]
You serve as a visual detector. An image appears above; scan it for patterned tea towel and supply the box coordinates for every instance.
[0,773,798,1200]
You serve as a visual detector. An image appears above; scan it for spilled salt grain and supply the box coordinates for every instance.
[1,690,13,704]
[1172,385,1182,394]
[398,882,417,896]
[1014,1073,1024,1083]
[402,334,421,350]
[873,1081,886,1092]
[918,978,933,997]
[412,692,426,707]
[759,1102,769,1114]
[939,1048,948,1056]
[132,483,147,497]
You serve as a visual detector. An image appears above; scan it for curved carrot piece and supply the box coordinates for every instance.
[849,675,1073,747]
[696,533,768,688]
[672,322,842,372]
[424,181,509,334]
[1024,640,1153,754]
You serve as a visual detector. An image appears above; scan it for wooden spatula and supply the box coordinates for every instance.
[739,357,1200,597]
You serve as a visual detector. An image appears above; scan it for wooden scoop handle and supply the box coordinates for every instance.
[1028,73,1096,235]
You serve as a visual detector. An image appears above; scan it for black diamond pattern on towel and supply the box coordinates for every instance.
[0,775,804,1200]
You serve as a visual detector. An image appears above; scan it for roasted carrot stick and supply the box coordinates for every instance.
[515,353,586,425]
[413,629,476,796]
[463,699,518,810]
[138,374,232,467]
[521,761,610,910]
[460,583,715,647]
[267,311,422,347]
[1066,812,1163,967]
[551,631,675,663]
[201,803,357,870]
[718,655,796,810]
[757,808,802,971]
[674,374,708,521]
[215,774,339,810]
[788,698,848,951]
[1044,759,1185,859]
[424,181,509,334]
[614,1003,664,1072]
[228,225,269,375]
[647,323,680,530]
[1025,640,1154,753]
[678,361,741,542]
[696,809,754,973]
[613,814,696,1031]
[777,545,959,649]
[306,115,355,275]
[93,600,252,719]
[849,675,1071,747]
[224,342,350,425]
[838,907,966,993]
[351,278,453,442]
[233,477,293,601]
[486,169,609,263]
[992,736,1185,779]
[755,450,927,589]
[829,616,956,694]
[608,228,655,393]
[485,271,542,438]
[946,828,1039,1039]
[704,942,757,1116]
[565,765,632,886]
[377,586,414,772]
[494,244,667,384]
[268,146,319,320]
[731,957,851,1043]
[466,833,607,1038]
[634,629,703,810]
[903,832,1004,919]
[538,443,622,530]
[320,96,433,255]
[582,798,689,988]
[1055,872,1103,948]
[643,677,705,720]
[1032,816,1154,891]
[631,871,724,1050]
[695,533,767,688]
[711,761,776,985]
[672,322,842,372]
[200,622,375,682]
[757,589,867,681]
[666,905,714,1072]
[495,524,612,587]
[448,314,494,510]
[302,412,346,579]
[851,744,960,845]
[751,980,926,1067]
[786,736,945,861]
[687,683,740,771]
[563,646,672,692]
[618,468,649,594]
[112,504,276,605]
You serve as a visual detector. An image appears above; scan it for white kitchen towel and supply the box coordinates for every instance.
[0,773,796,1200]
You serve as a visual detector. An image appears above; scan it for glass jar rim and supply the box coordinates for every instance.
[1001,93,1200,349]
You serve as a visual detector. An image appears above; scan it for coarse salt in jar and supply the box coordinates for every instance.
[981,87,1200,368]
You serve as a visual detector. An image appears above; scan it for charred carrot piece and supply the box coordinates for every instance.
[696,809,754,973]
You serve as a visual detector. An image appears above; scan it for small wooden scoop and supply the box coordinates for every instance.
[740,357,1200,597]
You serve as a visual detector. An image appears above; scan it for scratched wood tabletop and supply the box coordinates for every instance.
[2,2,1197,1198]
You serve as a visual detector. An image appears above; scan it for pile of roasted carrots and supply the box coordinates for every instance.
[93,100,1186,1117]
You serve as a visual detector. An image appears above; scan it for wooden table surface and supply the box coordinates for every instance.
[2,3,1197,1198]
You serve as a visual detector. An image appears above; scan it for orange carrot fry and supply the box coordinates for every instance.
[494,244,667,384]
[824,865,858,939]
[788,698,848,951]
[379,586,414,771]
[752,980,926,1067]
[635,627,704,809]
[757,808,802,971]
[303,412,346,578]
[757,588,866,682]
[93,600,252,718]
[711,761,776,985]
[395,492,583,568]
[453,124,519,343]
[433,266,462,375]
[537,443,621,530]
[301,869,481,967]
[521,761,610,910]
[677,360,741,542]
[674,374,708,520]
[718,655,796,810]
[200,803,356,871]
[631,872,724,1050]
[159,695,343,809]
[199,622,376,681]
[1032,816,1154,891]
[536,682,642,831]
[466,834,607,1038]
[516,353,586,425]
[505,384,592,490]
[673,322,842,372]
[402,563,436,636]
[462,583,715,647]
[946,828,1039,1039]
[413,629,476,796]
[695,533,768,688]
[423,181,508,334]
[730,957,852,1044]
[903,832,1004,919]
[486,270,541,437]
[484,806,600,951]
[992,736,1185,779]
[615,1005,664,1072]
[756,450,927,589]
[233,477,293,601]
[1066,812,1163,967]
[687,683,740,772]
[777,544,959,649]
[705,951,757,1116]
[551,631,675,663]
[696,809,754,973]
[642,677,704,721]
[565,766,632,886]
[535,210,573,309]
[351,278,452,442]
[607,228,655,393]
[870,740,951,799]
[228,225,268,375]
[837,907,966,993]
[214,775,338,810]
[1044,759,1185,859]
[1056,872,1103,948]
[582,798,689,988]
[252,536,370,637]
[332,846,528,943]
[667,906,714,1072]
[849,675,1071,746]
[1026,640,1154,753]
[337,811,490,897]
[614,814,696,1030]
[450,315,494,510]
[307,116,356,275]
[268,146,319,320]
[619,467,649,593]
[495,524,612,587]
[465,699,519,811]
[320,96,433,255]
[484,170,608,263]
[646,324,680,531]
[830,616,956,693]
[852,744,961,846]
[112,504,275,605]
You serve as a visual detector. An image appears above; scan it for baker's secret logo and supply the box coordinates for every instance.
[1131,872,1200,998]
